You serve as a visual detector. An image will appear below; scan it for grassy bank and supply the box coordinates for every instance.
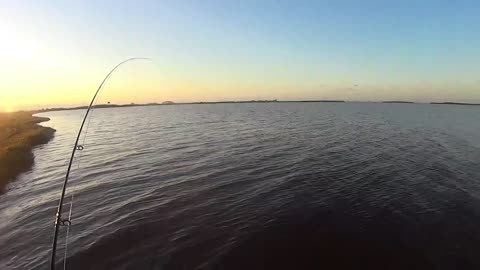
[0,112,55,191]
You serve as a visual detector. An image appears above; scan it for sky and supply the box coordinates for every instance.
[0,0,479,111]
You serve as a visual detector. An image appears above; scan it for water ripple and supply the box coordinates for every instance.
[1,103,480,269]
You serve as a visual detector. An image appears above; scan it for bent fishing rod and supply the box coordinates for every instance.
[50,58,150,270]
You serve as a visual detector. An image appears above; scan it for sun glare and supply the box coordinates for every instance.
[0,106,14,113]
[0,100,15,112]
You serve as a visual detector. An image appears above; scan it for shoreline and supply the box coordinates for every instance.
[36,100,480,113]
[430,102,480,106]
[0,112,56,192]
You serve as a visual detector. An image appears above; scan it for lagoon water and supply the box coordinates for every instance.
[1,102,480,269]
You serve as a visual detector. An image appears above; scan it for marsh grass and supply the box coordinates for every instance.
[0,112,55,191]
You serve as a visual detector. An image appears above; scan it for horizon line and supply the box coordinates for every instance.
[19,100,477,114]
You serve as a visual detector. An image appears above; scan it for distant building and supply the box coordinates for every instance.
[162,101,175,105]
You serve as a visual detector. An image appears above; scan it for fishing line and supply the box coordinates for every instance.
[62,99,97,270]
[50,57,151,270]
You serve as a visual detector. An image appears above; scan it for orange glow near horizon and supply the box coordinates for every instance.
[2,105,15,113]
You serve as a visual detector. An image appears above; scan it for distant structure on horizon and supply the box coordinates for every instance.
[162,101,175,105]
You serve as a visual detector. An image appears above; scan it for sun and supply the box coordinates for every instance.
[0,101,16,112]
[1,106,15,113]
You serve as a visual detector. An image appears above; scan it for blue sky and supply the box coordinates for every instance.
[1,0,479,110]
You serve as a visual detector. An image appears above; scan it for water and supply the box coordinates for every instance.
[1,102,480,269]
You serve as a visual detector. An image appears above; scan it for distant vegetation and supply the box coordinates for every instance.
[0,112,55,191]
[382,101,415,104]
[431,102,480,106]
[38,99,350,112]
[285,100,345,103]
[38,100,279,112]
[37,99,480,114]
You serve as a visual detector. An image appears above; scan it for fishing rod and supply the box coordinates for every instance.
[50,57,150,270]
